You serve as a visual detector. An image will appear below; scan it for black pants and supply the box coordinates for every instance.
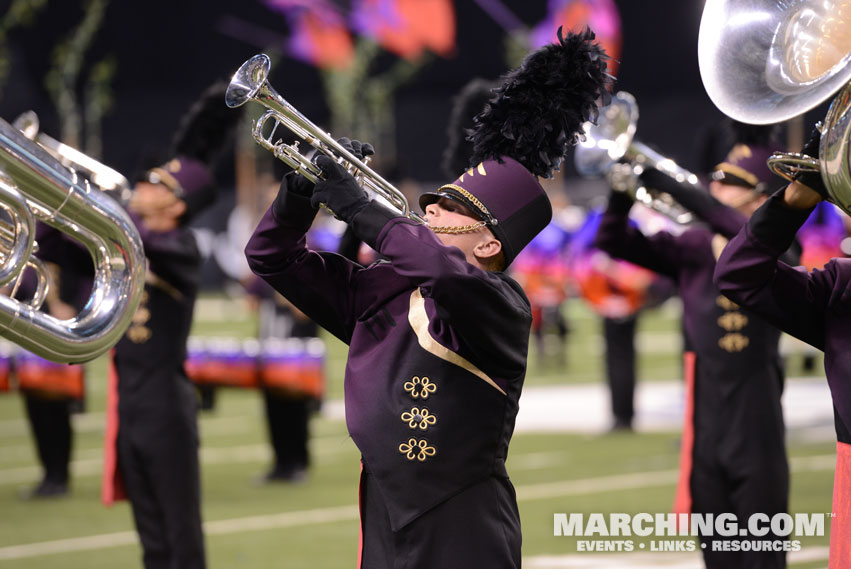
[23,393,73,485]
[263,390,310,475]
[360,471,521,569]
[691,366,788,569]
[603,315,637,427]
[117,397,206,569]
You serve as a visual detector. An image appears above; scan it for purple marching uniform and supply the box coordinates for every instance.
[103,81,238,569]
[110,209,206,569]
[245,158,550,569]
[595,189,790,567]
[103,156,220,569]
[714,188,851,567]
[241,26,608,567]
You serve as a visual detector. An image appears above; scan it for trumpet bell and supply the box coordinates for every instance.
[225,54,271,109]
[699,0,851,124]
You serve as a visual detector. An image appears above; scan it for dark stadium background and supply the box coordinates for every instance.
[1,0,724,183]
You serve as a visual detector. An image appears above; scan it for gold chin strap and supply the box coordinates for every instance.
[427,221,487,235]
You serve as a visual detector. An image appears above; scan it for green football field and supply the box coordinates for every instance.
[0,296,836,568]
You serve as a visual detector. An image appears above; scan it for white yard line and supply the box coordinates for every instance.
[0,454,837,560]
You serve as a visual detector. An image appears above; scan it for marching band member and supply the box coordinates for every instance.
[713,131,851,568]
[244,28,611,569]
[102,82,240,569]
[17,224,92,499]
[595,137,796,568]
[245,275,318,484]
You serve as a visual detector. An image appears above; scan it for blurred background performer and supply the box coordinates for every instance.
[245,27,612,569]
[245,275,318,484]
[16,225,93,499]
[101,82,241,569]
[567,206,675,432]
[595,132,795,568]
[714,131,851,568]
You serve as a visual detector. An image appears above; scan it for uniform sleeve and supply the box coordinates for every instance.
[244,190,363,344]
[593,192,683,280]
[713,188,844,350]
[350,200,532,378]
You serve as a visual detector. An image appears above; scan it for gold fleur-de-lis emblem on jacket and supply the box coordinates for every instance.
[717,312,748,331]
[127,325,152,344]
[398,438,436,462]
[719,333,749,353]
[401,407,437,430]
[403,376,437,399]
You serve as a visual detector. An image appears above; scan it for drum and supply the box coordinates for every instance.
[0,342,13,392]
[185,337,260,389]
[259,337,325,398]
[16,350,84,398]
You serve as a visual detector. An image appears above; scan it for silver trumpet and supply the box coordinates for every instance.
[698,0,851,213]
[575,91,699,225]
[0,115,145,364]
[226,54,425,223]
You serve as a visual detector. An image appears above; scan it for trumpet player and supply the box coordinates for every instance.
[244,28,611,569]
[595,136,796,568]
[714,129,851,568]
[101,81,241,569]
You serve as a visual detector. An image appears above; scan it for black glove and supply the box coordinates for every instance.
[794,127,829,200]
[311,155,370,223]
[286,171,314,197]
[272,172,313,219]
[336,137,375,162]
[273,138,375,216]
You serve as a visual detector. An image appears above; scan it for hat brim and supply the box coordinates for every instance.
[711,169,769,194]
[418,188,487,221]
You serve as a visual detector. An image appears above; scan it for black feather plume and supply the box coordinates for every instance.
[468,27,614,178]
[170,80,244,165]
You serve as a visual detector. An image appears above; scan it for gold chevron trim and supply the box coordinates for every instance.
[407,289,506,396]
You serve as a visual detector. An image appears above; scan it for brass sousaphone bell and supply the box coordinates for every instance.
[698,0,851,212]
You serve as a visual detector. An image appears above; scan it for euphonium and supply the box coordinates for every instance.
[13,111,132,204]
[574,91,698,225]
[226,54,425,223]
[698,0,851,213]
[0,115,145,364]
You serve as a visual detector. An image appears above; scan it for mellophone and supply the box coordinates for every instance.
[185,337,325,398]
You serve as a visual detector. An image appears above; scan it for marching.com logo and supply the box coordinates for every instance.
[554,513,827,553]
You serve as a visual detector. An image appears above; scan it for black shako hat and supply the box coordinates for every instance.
[420,157,552,267]
[146,156,217,221]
